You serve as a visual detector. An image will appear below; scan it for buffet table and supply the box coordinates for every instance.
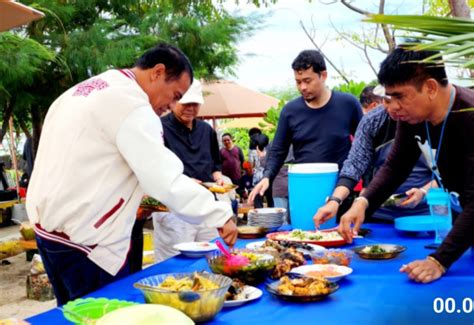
[27,224,474,324]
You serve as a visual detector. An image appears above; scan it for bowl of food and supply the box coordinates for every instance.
[134,272,231,323]
[207,250,276,284]
[352,244,406,260]
[309,249,353,266]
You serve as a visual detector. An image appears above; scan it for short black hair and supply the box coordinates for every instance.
[248,127,261,138]
[359,86,382,108]
[378,46,448,89]
[222,133,232,139]
[291,50,326,74]
[135,43,194,82]
[249,133,269,151]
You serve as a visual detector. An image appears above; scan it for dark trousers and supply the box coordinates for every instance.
[36,236,131,306]
[129,218,146,273]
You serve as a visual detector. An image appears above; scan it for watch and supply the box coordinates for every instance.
[326,195,343,205]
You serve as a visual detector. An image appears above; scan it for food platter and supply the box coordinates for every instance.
[245,240,326,258]
[352,244,406,260]
[202,182,238,193]
[266,276,339,302]
[238,226,269,239]
[224,286,262,307]
[290,264,353,282]
[266,229,347,247]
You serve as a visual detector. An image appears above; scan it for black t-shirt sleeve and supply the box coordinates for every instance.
[263,108,292,181]
[210,128,222,172]
[431,111,474,269]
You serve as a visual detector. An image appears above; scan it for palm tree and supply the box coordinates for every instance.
[365,14,474,70]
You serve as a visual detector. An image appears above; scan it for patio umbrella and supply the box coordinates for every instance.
[0,0,44,32]
[199,80,279,128]
[218,117,270,130]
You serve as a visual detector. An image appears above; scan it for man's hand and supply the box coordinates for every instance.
[338,198,368,243]
[313,201,339,229]
[212,172,224,186]
[217,218,238,247]
[399,188,426,208]
[191,178,203,184]
[248,178,270,204]
[400,258,445,283]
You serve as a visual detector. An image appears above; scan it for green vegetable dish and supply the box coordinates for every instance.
[361,245,387,254]
[141,197,161,206]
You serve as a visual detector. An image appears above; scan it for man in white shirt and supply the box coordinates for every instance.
[26,43,237,305]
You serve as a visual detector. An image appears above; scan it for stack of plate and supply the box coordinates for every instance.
[248,208,286,231]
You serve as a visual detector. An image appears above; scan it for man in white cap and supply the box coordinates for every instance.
[153,80,233,261]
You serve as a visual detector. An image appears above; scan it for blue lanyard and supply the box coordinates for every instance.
[425,87,455,190]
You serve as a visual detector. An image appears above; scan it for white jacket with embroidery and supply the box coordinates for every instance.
[26,69,232,275]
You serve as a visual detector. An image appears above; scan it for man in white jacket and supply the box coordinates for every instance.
[26,43,237,305]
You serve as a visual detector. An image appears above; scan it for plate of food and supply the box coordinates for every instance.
[266,275,339,302]
[290,264,353,282]
[238,226,269,239]
[352,244,406,260]
[173,242,218,258]
[246,239,326,258]
[224,279,262,307]
[266,229,347,247]
[202,182,238,194]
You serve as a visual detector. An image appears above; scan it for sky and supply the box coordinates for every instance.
[223,0,423,92]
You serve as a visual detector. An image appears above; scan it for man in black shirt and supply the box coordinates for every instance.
[249,50,362,205]
[340,47,474,284]
[153,80,230,261]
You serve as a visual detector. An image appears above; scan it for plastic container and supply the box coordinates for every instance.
[62,298,137,324]
[426,188,452,244]
[288,163,338,230]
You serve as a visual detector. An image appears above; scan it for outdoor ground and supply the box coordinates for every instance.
[0,224,56,320]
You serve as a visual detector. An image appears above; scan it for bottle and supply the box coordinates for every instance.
[426,188,452,244]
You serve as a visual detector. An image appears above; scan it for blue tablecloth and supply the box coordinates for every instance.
[27,224,474,325]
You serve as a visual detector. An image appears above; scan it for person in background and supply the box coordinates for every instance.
[153,80,234,262]
[339,47,474,284]
[220,133,244,185]
[26,43,237,305]
[359,85,383,114]
[249,133,273,208]
[239,161,254,201]
[268,144,294,224]
[249,49,362,208]
[314,85,433,228]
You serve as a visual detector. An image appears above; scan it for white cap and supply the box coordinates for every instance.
[179,79,204,104]
[373,85,386,97]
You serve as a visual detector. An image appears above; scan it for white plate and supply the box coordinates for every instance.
[224,286,263,307]
[291,264,353,282]
[173,242,218,258]
[245,241,327,254]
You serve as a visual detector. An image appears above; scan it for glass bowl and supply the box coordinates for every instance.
[309,249,353,266]
[134,272,232,323]
[207,249,276,284]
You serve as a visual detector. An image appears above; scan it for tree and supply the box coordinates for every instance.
[3,0,259,156]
